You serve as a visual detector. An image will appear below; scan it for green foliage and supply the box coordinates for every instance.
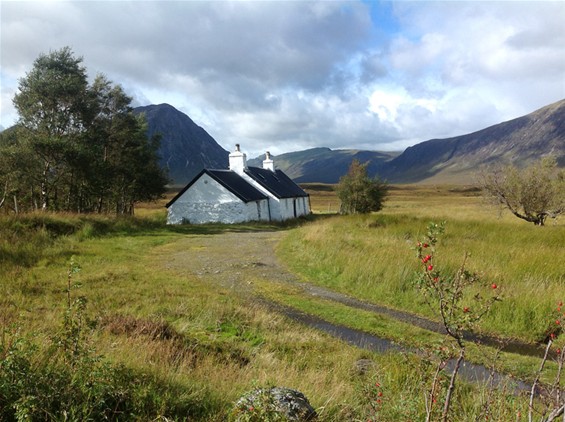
[336,160,388,214]
[0,257,211,421]
[479,156,565,226]
[1,47,167,215]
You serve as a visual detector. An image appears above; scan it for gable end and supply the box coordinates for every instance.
[166,169,268,208]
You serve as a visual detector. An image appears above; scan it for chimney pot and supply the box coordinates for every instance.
[263,150,275,172]
[229,144,247,174]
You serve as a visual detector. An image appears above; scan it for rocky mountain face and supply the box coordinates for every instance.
[250,100,564,184]
[134,104,229,185]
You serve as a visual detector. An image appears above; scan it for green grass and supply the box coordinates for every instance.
[277,213,565,344]
[0,213,385,420]
[1,185,563,420]
[251,274,559,384]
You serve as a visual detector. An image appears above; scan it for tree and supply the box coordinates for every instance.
[336,159,388,214]
[88,75,168,214]
[3,47,168,215]
[479,157,565,226]
[12,47,91,211]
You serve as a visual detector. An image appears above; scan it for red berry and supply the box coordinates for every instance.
[463,307,470,313]
[428,265,434,271]
[378,391,383,397]
[491,283,497,289]
[423,243,429,248]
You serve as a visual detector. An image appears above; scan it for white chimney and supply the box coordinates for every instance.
[263,151,275,172]
[229,144,247,175]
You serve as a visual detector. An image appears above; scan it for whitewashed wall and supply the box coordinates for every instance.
[278,197,310,220]
[167,173,270,224]
[237,174,309,221]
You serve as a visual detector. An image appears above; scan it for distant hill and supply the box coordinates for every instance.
[134,104,229,185]
[4,100,563,186]
[248,148,399,183]
[380,99,565,184]
[249,100,564,184]
[135,99,564,185]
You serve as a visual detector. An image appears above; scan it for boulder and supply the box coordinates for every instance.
[233,387,317,421]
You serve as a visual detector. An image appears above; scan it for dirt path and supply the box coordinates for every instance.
[161,229,542,360]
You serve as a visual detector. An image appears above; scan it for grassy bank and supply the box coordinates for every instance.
[277,213,564,343]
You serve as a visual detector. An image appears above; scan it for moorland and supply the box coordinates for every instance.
[1,184,563,421]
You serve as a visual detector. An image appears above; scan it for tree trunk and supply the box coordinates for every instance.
[0,181,7,209]
[41,161,50,211]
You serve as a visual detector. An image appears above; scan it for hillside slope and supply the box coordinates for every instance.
[248,148,399,183]
[134,104,229,185]
[381,99,565,183]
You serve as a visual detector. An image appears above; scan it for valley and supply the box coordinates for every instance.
[1,184,563,420]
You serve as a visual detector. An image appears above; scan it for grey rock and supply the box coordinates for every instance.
[233,387,317,421]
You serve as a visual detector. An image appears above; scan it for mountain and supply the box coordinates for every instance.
[380,99,565,184]
[251,99,564,184]
[248,148,399,183]
[134,104,229,185]
[5,99,563,186]
[138,99,563,185]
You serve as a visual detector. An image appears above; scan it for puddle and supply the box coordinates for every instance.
[258,297,531,394]
[300,282,545,358]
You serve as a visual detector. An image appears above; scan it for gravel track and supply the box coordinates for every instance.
[161,229,543,361]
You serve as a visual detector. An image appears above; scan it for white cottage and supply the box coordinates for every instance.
[166,145,310,224]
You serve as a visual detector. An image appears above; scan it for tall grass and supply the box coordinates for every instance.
[1,188,562,420]
[277,208,564,343]
[0,213,384,419]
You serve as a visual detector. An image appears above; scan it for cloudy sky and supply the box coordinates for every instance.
[1,1,564,157]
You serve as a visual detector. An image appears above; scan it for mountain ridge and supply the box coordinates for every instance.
[380,99,565,183]
[7,100,562,186]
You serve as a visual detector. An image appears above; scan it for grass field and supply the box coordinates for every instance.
[285,185,564,343]
[0,184,563,420]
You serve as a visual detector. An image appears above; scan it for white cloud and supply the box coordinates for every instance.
[1,1,563,155]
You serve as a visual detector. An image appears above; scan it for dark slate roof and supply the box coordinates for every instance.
[245,167,309,199]
[166,169,268,208]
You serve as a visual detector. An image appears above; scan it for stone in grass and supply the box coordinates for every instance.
[233,387,317,421]
[353,358,375,375]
